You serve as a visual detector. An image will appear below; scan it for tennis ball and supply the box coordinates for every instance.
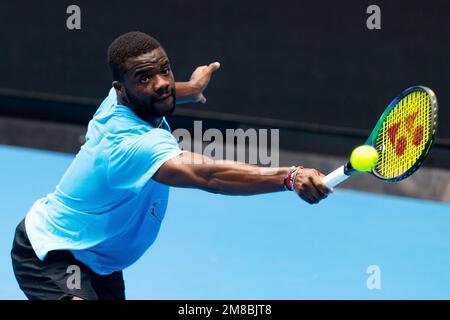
[350,145,379,172]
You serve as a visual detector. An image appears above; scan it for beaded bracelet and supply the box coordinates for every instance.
[283,166,304,191]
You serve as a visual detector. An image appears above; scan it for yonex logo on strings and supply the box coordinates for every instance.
[387,112,424,156]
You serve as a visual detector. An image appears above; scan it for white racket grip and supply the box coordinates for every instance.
[322,165,350,189]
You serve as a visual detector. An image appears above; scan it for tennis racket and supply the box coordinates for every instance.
[323,85,438,188]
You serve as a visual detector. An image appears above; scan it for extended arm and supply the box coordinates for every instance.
[153,152,331,203]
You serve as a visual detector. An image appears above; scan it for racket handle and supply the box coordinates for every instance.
[322,165,350,189]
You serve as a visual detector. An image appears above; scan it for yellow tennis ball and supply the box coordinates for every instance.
[350,145,379,172]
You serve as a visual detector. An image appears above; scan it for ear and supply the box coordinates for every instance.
[112,81,126,100]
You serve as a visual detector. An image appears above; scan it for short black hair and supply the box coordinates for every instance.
[107,31,161,81]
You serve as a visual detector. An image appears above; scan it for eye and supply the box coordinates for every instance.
[161,65,171,75]
[140,75,150,84]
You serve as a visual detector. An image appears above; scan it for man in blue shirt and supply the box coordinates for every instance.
[11,31,331,300]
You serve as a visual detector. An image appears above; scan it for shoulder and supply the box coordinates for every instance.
[113,127,179,156]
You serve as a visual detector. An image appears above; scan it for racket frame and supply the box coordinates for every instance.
[366,86,438,182]
[322,86,438,189]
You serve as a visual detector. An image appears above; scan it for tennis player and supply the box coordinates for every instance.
[11,31,331,300]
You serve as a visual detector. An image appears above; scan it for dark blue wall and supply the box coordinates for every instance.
[1,0,449,140]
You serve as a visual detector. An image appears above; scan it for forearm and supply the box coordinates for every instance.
[175,82,198,105]
[200,161,291,195]
[157,152,291,195]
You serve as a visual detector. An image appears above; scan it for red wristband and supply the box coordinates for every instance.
[283,166,304,191]
[284,167,297,191]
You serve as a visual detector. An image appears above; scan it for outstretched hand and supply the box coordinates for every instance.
[188,62,221,103]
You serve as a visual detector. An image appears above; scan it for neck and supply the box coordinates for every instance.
[117,95,163,128]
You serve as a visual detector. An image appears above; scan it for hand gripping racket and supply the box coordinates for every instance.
[323,86,438,188]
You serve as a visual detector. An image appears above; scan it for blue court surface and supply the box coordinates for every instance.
[1,144,450,300]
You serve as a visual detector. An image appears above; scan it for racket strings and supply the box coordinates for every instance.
[375,91,431,179]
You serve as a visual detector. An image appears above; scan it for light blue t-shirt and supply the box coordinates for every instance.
[25,88,183,275]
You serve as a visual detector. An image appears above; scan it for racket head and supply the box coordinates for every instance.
[365,86,438,182]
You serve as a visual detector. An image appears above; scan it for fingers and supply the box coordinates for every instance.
[294,168,333,204]
[208,61,221,72]
[299,187,321,205]
[315,175,333,195]
[189,62,220,86]
[198,94,206,104]
[317,172,334,193]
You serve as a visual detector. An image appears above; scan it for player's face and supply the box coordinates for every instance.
[118,47,176,118]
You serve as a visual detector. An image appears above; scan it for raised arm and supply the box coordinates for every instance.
[153,152,332,204]
[175,62,220,104]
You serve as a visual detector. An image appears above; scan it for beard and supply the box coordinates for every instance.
[124,87,176,118]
